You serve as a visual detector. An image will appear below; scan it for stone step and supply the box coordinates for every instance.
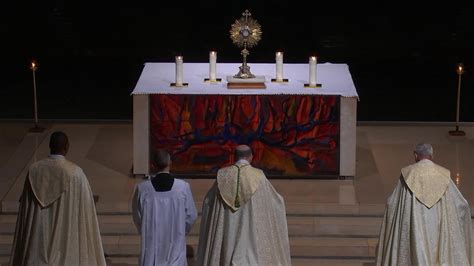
[92,202,387,217]
[0,214,384,237]
[3,212,474,239]
[291,258,375,266]
[0,234,378,258]
[105,256,375,266]
[0,201,386,218]
[97,215,383,237]
[0,256,10,265]
[1,200,387,216]
[101,237,378,258]
[0,245,10,257]
[0,256,376,266]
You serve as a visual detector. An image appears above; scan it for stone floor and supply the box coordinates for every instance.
[1,121,473,265]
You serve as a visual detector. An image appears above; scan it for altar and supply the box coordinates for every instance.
[132,62,358,178]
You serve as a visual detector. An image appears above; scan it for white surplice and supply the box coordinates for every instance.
[132,178,197,266]
[197,160,291,266]
[10,155,106,266]
[376,159,473,265]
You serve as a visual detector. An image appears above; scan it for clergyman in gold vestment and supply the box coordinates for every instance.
[197,145,291,266]
[376,143,473,265]
[10,131,106,266]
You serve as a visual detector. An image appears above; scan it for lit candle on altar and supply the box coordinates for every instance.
[309,56,317,86]
[175,56,183,86]
[276,52,284,81]
[209,51,217,81]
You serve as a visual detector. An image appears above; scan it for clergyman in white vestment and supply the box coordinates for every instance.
[197,145,292,266]
[132,149,198,266]
[10,131,106,266]
[376,143,473,265]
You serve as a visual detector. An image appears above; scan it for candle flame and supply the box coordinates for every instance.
[455,173,461,186]
[456,63,464,74]
[310,56,317,61]
[276,52,282,56]
[210,51,216,55]
[30,61,37,70]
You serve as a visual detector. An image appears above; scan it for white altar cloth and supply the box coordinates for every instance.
[131,63,358,98]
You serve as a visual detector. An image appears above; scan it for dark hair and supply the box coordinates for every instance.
[152,149,171,171]
[49,131,69,154]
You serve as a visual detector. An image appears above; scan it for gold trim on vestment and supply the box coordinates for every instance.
[401,159,451,208]
[28,157,75,207]
[217,162,265,211]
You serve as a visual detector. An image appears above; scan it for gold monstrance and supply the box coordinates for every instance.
[230,10,262,79]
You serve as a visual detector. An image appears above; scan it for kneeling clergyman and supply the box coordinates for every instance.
[376,143,473,265]
[197,145,291,266]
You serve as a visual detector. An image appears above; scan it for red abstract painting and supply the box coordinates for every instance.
[150,94,340,177]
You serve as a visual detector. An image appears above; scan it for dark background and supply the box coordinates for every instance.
[1,1,473,121]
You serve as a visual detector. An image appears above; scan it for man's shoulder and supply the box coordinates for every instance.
[136,178,189,188]
[241,165,266,177]
[30,157,81,174]
[136,179,152,190]
[63,160,85,179]
[401,160,450,178]
[217,164,264,173]
[173,179,192,192]
[173,178,188,185]
[217,165,237,173]
[173,178,189,188]
[250,166,265,174]
[432,163,450,175]
[29,157,54,170]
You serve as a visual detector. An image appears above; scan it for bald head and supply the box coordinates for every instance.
[235,145,253,162]
[49,131,69,155]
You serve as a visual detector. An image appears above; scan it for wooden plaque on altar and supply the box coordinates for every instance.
[226,75,266,89]
[227,82,266,89]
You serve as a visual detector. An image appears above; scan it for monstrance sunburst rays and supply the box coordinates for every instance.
[229,10,262,79]
[229,17,262,49]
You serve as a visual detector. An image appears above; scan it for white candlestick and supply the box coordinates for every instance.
[309,56,317,86]
[209,51,217,81]
[276,52,284,81]
[175,56,183,86]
